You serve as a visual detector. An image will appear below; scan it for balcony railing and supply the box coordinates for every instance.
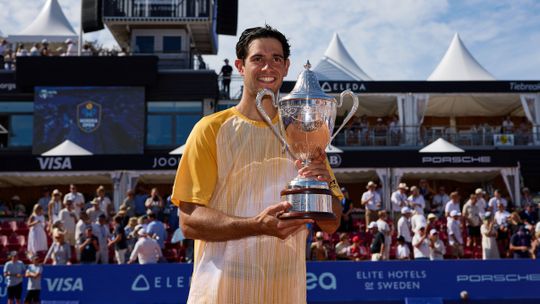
[104,0,211,19]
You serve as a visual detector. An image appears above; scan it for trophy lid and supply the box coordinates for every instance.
[281,61,334,101]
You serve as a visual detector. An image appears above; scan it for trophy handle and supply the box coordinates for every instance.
[330,89,359,143]
[255,89,289,149]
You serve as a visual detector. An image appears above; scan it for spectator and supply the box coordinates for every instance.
[509,226,531,259]
[120,190,136,218]
[395,236,410,260]
[412,224,429,260]
[521,187,534,206]
[30,43,40,56]
[411,207,426,234]
[408,186,425,215]
[24,254,42,304]
[146,212,167,249]
[475,188,487,216]
[347,235,367,261]
[447,210,464,259]
[64,184,85,216]
[338,187,353,232]
[86,198,105,223]
[95,185,113,218]
[431,186,449,217]
[134,185,149,216]
[391,183,409,227]
[81,43,92,56]
[0,199,12,216]
[145,187,164,218]
[334,233,350,260]
[39,39,50,56]
[428,229,446,260]
[4,49,14,70]
[488,190,507,213]
[481,212,499,260]
[531,231,540,259]
[362,181,382,230]
[15,44,28,57]
[397,207,413,254]
[65,39,77,56]
[388,115,401,144]
[44,231,71,265]
[11,195,26,217]
[93,214,111,264]
[462,194,482,248]
[502,116,514,134]
[48,189,63,225]
[445,192,461,218]
[309,231,328,261]
[520,204,537,227]
[124,217,139,256]
[426,213,437,232]
[368,221,385,261]
[27,204,48,255]
[3,251,25,304]
[37,188,50,213]
[59,200,78,246]
[128,228,162,264]
[78,227,99,264]
[376,210,392,260]
[495,202,510,257]
[373,118,387,145]
[108,216,128,264]
[75,212,92,246]
[0,39,6,69]
[219,58,233,99]
[418,179,434,202]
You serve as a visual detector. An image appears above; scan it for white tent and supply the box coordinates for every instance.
[41,139,93,156]
[428,33,495,81]
[169,144,186,155]
[7,0,77,43]
[419,138,465,153]
[314,33,372,81]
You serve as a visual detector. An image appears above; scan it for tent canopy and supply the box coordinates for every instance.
[420,138,464,153]
[428,33,495,81]
[8,0,77,43]
[314,33,372,81]
[42,139,93,156]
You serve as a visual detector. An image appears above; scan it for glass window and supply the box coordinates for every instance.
[146,101,202,147]
[148,101,201,113]
[9,115,33,147]
[0,102,33,113]
[135,36,155,54]
[175,115,199,145]
[163,36,182,53]
[147,115,173,146]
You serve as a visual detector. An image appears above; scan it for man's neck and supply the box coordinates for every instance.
[235,92,277,122]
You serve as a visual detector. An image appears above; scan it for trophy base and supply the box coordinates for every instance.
[280,184,334,221]
[279,211,336,221]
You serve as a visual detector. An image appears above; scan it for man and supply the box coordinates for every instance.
[219,58,233,99]
[428,229,446,260]
[58,200,78,246]
[509,226,531,259]
[95,185,113,218]
[309,231,328,261]
[93,214,111,264]
[397,207,413,256]
[128,229,162,264]
[418,179,434,202]
[395,236,410,260]
[431,186,449,217]
[362,181,382,230]
[521,187,534,206]
[37,188,50,213]
[376,210,392,260]
[412,224,429,260]
[488,189,507,213]
[86,199,104,223]
[24,254,42,304]
[65,38,77,56]
[145,212,167,249]
[445,191,461,218]
[447,210,464,259]
[347,235,368,261]
[108,216,128,264]
[3,251,25,304]
[391,183,409,226]
[145,187,164,218]
[171,25,342,303]
[475,188,487,215]
[63,184,85,216]
[408,186,425,215]
[462,194,482,248]
[368,221,385,261]
[78,227,99,264]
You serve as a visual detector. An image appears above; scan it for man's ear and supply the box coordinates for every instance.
[235,59,244,76]
[284,58,290,77]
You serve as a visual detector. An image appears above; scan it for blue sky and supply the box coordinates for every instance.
[1,0,539,80]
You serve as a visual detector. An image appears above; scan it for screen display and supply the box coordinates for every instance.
[33,87,145,155]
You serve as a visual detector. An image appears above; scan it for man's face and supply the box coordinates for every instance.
[235,37,290,98]
[70,185,77,193]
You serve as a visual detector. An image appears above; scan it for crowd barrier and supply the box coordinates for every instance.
[1,260,539,303]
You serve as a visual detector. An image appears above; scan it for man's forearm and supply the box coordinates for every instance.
[316,198,342,234]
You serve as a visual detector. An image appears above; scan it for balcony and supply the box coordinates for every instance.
[104,0,211,19]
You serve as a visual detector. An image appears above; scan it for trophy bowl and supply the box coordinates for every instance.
[256,61,359,220]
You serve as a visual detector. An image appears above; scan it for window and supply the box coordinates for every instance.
[135,36,154,54]
[0,102,33,148]
[146,102,202,147]
[163,36,182,53]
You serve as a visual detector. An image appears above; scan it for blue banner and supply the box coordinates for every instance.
[1,260,539,303]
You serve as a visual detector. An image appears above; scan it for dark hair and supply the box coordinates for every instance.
[236,25,290,60]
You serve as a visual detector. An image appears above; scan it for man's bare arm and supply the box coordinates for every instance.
[179,201,312,242]
[316,197,342,234]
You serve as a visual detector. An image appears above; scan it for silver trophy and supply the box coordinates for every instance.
[255,61,359,220]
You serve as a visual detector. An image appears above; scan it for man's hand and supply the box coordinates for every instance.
[255,202,312,240]
[295,152,331,182]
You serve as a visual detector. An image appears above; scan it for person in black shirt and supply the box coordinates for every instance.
[108,216,128,264]
[79,227,99,264]
[219,58,233,99]
[368,221,385,261]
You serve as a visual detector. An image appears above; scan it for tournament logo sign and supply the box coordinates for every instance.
[77,101,102,133]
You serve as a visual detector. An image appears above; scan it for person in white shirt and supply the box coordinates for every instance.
[128,228,163,264]
[58,200,78,246]
[64,184,85,217]
[395,236,410,260]
[397,207,413,246]
[494,202,510,255]
[64,39,77,56]
[92,214,111,264]
[95,185,114,218]
[411,209,426,235]
[502,116,514,134]
[488,190,507,214]
[445,192,461,218]
[428,229,446,260]
[391,183,409,226]
[362,181,382,230]
[412,224,429,260]
[536,222,540,234]
[408,186,425,215]
[475,188,487,216]
[431,187,449,217]
[376,211,392,260]
[447,210,464,259]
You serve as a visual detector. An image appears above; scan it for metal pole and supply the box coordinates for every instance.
[78,0,83,56]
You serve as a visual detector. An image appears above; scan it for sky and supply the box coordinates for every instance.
[1,0,539,80]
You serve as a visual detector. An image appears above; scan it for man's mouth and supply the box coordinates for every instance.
[258,76,276,83]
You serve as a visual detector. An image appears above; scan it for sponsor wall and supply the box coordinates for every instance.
[1,260,539,303]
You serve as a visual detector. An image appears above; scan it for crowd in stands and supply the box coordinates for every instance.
[0,38,128,70]
[0,184,191,267]
[309,180,540,261]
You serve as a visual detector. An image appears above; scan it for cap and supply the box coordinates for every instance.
[11,195,20,201]
[41,39,49,44]
[340,187,348,193]
[410,186,418,192]
[352,236,360,243]
[427,213,437,220]
[429,229,438,236]
[366,181,377,189]
[398,183,408,190]
[368,221,378,229]
[9,251,18,258]
[315,231,324,239]
[483,212,492,219]
[522,187,530,193]
[450,210,461,217]
[417,223,427,230]
[397,236,405,242]
[224,58,229,62]
[52,189,62,196]
[401,207,412,214]
[475,188,485,195]
[137,228,147,236]
[91,199,99,205]
[65,38,73,44]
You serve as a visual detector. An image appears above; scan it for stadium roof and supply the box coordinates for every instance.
[8,0,77,43]
[428,33,495,81]
[313,33,372,81]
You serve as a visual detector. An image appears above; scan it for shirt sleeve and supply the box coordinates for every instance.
[325,159,343,201]
[171,116,219,206]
